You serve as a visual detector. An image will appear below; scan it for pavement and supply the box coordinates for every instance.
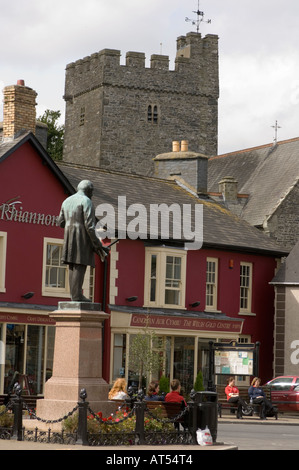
[0,413,298,451]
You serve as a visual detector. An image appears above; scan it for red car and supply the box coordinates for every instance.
[266,376,299,412]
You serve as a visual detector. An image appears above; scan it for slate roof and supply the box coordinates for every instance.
[58,161,288,256]
[208,137,299,227]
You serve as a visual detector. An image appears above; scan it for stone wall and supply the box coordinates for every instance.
[266,180,299,250]
[63,32,219,175]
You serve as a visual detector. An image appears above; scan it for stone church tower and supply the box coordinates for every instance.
[63,32,219,176]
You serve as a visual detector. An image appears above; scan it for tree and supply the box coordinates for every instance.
[38,109,64,161]
[129,321,164,389]
[194,370,205,391]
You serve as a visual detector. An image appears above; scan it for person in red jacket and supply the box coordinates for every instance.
[225,377,247,419]
[165,379,187,405]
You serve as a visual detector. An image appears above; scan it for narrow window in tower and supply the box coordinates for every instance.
[153,105,158,124]
[80,107,85,126]
[147,105,159,124]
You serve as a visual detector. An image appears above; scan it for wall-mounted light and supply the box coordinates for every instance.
[22,292,35,299]
[189,301,200,307]
[229,259,234,269]
[126,296,138,302]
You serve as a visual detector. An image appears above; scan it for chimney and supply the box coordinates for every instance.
[154,140,209,195]
[218,176,238,201]
[3,80,37,140]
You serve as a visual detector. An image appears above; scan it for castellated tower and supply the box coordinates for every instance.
[63,32,219,176]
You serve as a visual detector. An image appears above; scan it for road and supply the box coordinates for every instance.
[218,422,299,450]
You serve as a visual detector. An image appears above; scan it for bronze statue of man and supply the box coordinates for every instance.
[58,180,108,302]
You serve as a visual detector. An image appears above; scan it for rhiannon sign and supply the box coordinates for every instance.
[0,198,58,226]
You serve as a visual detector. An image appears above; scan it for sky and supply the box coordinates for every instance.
[1,0,299,155]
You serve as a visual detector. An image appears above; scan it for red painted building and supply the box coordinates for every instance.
[0,82,288,400]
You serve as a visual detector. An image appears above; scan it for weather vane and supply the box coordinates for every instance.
[185,1,211,33]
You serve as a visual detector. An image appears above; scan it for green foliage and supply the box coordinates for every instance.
[0,406,14,427]
[62,407,173,435]
[38,109,64,161]
[194,370,205,391]
[128,320,164,388]
[159,375,170,394]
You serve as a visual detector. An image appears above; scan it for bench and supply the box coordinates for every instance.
[110,399,187,427]
[145,401,188,429]
[216,385,278,419]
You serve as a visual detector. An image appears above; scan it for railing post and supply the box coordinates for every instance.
[125,386,135,410]
[188,390,198,445]
[11,384,23,441]
[134,389,145,445]
[76,388,89,446]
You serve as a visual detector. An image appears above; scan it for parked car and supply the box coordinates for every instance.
[265,376,299,412]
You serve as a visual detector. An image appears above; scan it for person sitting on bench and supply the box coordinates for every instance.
[165,379,186,406]
[225,377,247,419]
[248,377,274,420]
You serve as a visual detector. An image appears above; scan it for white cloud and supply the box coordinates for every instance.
[1,0,299,154]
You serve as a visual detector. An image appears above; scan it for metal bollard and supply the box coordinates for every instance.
[76,388,89,446]
[11,384,23,441]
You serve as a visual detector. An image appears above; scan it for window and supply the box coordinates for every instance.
[269,377,294,391]
[206,258,218,310]
[0,232,7,293]
[79,107,85,126]
[144,247,186,308]
[42,238,69,297]
[147,104,159,124]
[240,262,253,313]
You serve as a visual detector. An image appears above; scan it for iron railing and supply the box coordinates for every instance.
[0,385,217,447]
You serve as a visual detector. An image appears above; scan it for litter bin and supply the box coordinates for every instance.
[189,391,218,443]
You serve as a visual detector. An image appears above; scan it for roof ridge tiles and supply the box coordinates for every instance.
[210,136,299,161]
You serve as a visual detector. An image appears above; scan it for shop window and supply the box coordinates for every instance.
[240,262,253,313]
[3,324,54,395]
[0,232,7,293]
[144,247,186,308]
[174,337,194,394]
[26,325,45,394]
[112,334,126,381]
[42,238,69,297]
[205,257,218,310]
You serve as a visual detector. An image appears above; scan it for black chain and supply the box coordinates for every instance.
[22,401,79,424]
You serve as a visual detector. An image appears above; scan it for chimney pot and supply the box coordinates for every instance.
[172,141,180,152]
[17,79,25,86]
[181,140,188,152]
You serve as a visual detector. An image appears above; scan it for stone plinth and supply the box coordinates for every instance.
[36,302,112,420]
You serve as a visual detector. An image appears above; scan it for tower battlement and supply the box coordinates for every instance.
[63,32,219,175]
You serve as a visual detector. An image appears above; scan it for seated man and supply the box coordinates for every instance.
[225,377,247,419]
[165,379,186,406]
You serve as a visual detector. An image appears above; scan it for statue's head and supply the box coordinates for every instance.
[77,180,94,198]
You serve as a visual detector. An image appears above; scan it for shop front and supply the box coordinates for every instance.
[0,309,56,397]
[109,306,244,393]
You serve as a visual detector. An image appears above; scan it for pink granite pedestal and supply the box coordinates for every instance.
[36,302,113,420]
